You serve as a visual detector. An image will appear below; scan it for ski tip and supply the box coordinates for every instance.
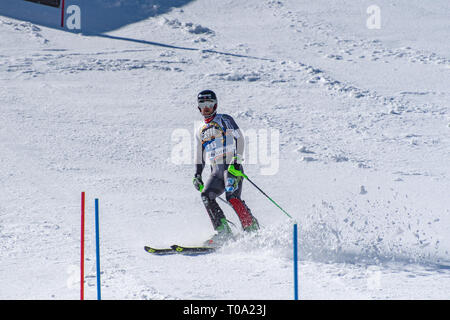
[144,246,175,255]
[144,246,156,253]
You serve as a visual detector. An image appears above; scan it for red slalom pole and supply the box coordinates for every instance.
[80,191,85,300]
[61,0,65,28]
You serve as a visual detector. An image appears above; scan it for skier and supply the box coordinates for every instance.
[192,90,259,246]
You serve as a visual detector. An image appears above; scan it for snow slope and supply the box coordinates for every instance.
[0,0,449,299]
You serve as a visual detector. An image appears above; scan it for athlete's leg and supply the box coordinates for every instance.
[225,169,259,231]
[201,174,230,233]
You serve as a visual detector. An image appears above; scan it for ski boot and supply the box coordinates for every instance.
[204,218,233,247]
[243,216,260,232]
[228,197,260,232]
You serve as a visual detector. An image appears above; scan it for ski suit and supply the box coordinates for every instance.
[194,113,257,231]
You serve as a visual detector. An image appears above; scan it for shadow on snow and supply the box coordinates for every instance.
[0,0,196,33]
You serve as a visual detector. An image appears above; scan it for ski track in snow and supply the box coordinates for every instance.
[0,0,449,299]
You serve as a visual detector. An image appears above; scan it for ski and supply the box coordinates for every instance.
[144,245,215,255]
[170,245,215,255]
[144,246,177,255]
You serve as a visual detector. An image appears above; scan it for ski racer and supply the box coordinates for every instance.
[192,90,259,246]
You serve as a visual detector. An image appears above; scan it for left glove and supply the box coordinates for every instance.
[192,173,204,192]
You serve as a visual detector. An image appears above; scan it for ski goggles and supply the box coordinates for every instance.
[198,99,216,109]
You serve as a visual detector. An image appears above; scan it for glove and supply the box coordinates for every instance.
[227,156,245,177]
[192,173,204,192]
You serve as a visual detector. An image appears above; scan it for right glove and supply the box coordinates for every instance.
[227,156,246,178]
[192,173,204,192]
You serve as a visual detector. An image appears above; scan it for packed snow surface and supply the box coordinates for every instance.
[0,0,449,299]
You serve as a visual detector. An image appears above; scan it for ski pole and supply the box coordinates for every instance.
[195,188,237,230]
[228,164,293,220]
[195,180,229,207]
[216,195,232,207]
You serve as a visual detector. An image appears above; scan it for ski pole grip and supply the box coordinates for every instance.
[227,164,248,179]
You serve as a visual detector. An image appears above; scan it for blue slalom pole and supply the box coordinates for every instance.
[95,198,101,300]
[293,223,298,300]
